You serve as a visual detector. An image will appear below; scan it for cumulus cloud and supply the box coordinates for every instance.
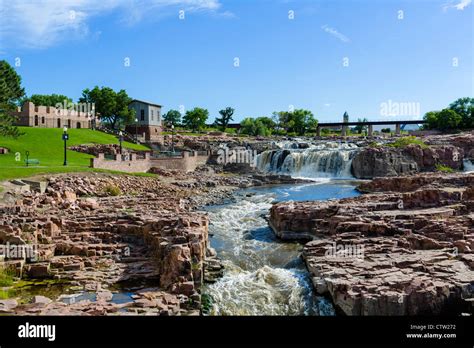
[0,0,226,49]
[321,25,350,43]
[442,0,472,11]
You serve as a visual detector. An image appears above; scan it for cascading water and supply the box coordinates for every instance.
[203,182,361,316]
[256,141,359,179]
[203,192,334,316]
[464,159,474,173]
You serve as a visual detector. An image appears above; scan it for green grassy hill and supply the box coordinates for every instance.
[0,127,149,181]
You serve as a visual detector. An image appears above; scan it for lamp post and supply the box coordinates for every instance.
[119,131,123,154]
[135,118,138,143]
[171,124,174,155]
[62,126,69,166]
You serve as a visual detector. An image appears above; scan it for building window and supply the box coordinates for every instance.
[140,109,145,121]
[41,116,45,124]
[34,115,38,126]
[57,119,61,128]
[151,110,154,121]
[67,119,71,128]
[77,122,81,129]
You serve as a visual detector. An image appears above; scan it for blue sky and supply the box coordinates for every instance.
[0,0,472,123]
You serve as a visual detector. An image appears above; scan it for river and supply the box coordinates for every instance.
[203,180,360,315]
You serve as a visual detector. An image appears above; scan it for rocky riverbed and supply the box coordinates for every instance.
[270,172,474,315]
[0,170,306,315]
[1,131,473,316]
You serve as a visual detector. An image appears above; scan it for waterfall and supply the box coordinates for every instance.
[256,141,359,179]
[203,192,335,316]
[464,159,474,173]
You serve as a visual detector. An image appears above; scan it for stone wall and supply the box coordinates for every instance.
[150,152,209,172]
[125,125,162,141]
[13,101,96,129]
[90,153,152,173]
[90,151,210,173]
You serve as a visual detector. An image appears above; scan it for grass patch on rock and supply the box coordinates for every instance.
[103,184,122,196]
[387,136,429,149]
[435,164,455,173]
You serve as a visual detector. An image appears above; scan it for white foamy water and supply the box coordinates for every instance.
[204,193,334,316]
[464,159,474,173]
[256,141,359,179]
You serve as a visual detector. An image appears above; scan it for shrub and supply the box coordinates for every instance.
[388,136,428,149]
[368,141,381,148]
[103,184,122,196]
[435,164,455,173]
[0,267,15,287]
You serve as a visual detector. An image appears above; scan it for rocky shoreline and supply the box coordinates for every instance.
[0,170,305,315]
[270,172,474,315]
[1,131,473,316]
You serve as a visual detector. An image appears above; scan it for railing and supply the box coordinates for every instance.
[96,125,137,143]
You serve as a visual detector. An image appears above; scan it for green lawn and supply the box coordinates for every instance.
[0,127,150,181]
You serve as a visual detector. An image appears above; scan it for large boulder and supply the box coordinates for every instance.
[351,147,418,179]
[351,145,464,179]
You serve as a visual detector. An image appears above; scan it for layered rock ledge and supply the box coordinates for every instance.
[0,173,225,315]
[269,173,474,315]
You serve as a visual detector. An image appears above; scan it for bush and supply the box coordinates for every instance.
[103,184,122,196]
[368,141,381,148]
[435,164,455,173]
[388,136,428,149]
[0,267,15,287]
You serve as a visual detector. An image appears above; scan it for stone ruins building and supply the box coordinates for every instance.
[13,101,97,129]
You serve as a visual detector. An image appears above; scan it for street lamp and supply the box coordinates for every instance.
[171,124,174,155]
[119,131,123,155]
[62,126,69,166]
[135,118,138,143]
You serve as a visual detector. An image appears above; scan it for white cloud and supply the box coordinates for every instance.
[0,0,226,49]
[443,0,472,11]
[321,25,350,43]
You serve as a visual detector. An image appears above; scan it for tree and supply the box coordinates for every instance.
[214,107,234,131]
[436,109,462,130]
[182,107,209,132]
[20,94,73,107]
[240,117,274,136]
[273,109,317,135]
[353,118,368,134]
[0,60,25,137]
[449,97,474,129]
[423,111,440,130]
[240,118,258,136]
[163,109,181,127]
[256,116,276,130]
[79,86,135,129]
[423,109,462,131]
